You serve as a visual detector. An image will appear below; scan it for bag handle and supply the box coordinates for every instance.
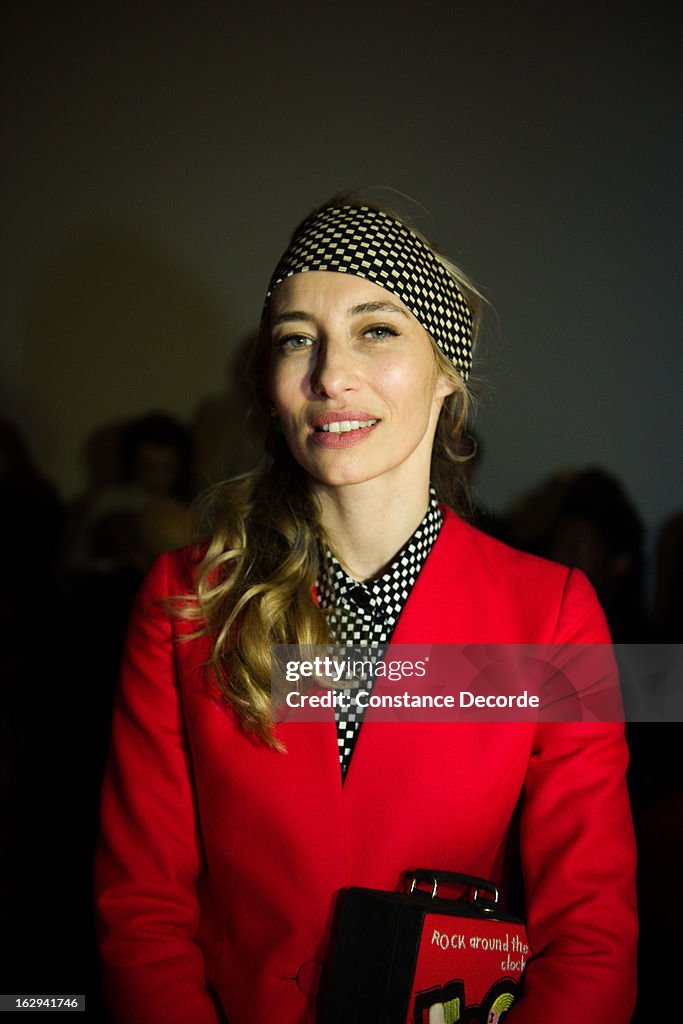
[407,868,499,909]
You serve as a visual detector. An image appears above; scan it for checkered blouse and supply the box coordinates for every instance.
[316,489,443,780]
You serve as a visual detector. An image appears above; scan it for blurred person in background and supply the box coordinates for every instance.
[505,466,649,642]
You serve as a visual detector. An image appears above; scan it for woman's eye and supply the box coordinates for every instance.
[275,334,313,351]
[363,324,398,340]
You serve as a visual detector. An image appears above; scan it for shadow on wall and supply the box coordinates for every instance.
[20,224,240,495]
[190,330,269,488]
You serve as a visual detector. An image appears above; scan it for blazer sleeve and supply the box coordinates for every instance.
[509,569,638,1023]
[93,553,223,1024]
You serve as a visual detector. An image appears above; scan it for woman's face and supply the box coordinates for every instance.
[267,272,456,495]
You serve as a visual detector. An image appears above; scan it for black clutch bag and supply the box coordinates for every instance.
[322,868,529,1023]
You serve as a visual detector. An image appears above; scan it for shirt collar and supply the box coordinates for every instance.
[317,487,443,616]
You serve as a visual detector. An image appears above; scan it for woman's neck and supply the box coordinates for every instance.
[312,478,433,581]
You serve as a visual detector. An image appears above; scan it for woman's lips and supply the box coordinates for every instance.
[310,412,380,448]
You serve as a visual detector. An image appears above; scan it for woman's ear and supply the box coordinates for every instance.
[435,369,462,401]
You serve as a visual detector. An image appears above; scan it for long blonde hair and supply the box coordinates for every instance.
[184,199,485,747]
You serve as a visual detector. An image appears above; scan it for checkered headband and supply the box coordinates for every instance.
[264,204,473,379]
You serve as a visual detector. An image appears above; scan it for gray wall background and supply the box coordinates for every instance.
[3,1,681,563]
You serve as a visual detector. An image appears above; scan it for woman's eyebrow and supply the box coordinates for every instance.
[348,300,410,318]
[272,301,409,325]
[271,310,315,325]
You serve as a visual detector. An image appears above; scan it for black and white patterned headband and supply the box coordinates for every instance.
[264,204,473,379]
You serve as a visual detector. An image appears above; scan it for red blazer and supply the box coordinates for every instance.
[94,510,637,1023]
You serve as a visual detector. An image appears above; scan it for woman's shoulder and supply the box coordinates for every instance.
[439,506,569,581]
[433,508,608,643]
[139,543,206,601]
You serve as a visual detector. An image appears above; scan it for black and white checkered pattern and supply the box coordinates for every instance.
[265,205,473,380]
[317,490,443,779]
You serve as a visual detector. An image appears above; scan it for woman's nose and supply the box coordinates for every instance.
[309,338,358,398]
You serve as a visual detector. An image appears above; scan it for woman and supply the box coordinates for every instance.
[94,198,637,1023]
